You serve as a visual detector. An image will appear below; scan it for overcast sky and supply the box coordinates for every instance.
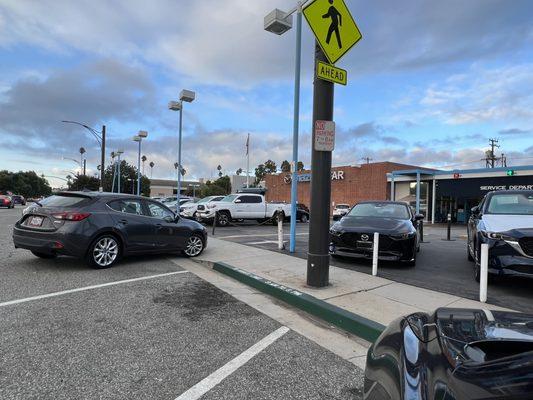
[1,0,532,187]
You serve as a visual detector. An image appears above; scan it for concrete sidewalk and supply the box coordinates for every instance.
[197,237,511,329]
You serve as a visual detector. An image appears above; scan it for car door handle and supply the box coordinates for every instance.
[155,223,163,230]
[119,219,128,225]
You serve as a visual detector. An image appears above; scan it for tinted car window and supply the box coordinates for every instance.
[108,200,145,215]
[239,195,262,204]
[147,202,174,219]
[348,203,410,219]
[487,193,533,215]
[38,195,91,207]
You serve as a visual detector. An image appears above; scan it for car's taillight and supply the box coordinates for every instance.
[3,199,8,204]
[52,212,91,221]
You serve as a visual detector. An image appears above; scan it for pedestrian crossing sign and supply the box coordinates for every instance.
[303,0,362,65]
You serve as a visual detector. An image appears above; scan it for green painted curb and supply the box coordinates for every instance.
[212,261,385,343]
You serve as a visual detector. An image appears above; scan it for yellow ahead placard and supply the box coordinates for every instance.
[317,61,347,85]
[303,0,362,65]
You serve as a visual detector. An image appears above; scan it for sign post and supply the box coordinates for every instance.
[304,0,361,288]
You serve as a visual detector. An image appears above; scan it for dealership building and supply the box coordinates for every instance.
[264,162,533,223]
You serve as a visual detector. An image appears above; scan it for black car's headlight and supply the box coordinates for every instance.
[329,224,343,236]
[480,231,515,241]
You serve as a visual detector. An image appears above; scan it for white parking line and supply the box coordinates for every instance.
[0,270,189,308]
[174,326,290,400]
[219,232,309,239]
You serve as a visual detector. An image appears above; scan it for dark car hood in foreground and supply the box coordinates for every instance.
[336,216,413,234]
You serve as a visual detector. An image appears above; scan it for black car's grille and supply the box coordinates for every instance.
[338,232,396,251]
[519,237,533,257]
[197,205,205,211]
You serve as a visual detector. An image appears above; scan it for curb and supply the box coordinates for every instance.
[210,261,385,343]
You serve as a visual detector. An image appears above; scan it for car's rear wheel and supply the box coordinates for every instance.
[183,234,205,257]
[31,251,57,259]
[87,235,120,269]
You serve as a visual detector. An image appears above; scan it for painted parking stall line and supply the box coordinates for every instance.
[174,326,290,400]
[0,270,189,308]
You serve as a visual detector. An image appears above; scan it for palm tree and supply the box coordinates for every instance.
[79,147,86,175]
[141,155,147,175]
[236,168,243,175]
[149,161,155,178]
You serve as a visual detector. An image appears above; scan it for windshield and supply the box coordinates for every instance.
[486,193,533,215]
[37,195,91,208]
[348,203,410,219]
[220,195,238,202]
[198,197,212,204]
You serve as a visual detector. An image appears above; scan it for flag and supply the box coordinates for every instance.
[245,133,250,155]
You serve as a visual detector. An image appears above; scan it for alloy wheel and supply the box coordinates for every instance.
[184,235,204,257]
[93,237,119,267]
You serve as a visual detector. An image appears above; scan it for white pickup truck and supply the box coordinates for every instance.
[196,193,291,227]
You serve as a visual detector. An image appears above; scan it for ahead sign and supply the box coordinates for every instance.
[314,120,335,152]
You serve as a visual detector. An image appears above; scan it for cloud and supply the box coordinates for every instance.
[0,59,156,155]
[1,0,531,86]
[419,63,533,125]
[499,128,531,136]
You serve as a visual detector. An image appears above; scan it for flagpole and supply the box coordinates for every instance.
[246,133,250,188]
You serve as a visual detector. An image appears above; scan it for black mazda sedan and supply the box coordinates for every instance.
[365,307,533,399]
[329,201,423,266]
[13,192,208,268]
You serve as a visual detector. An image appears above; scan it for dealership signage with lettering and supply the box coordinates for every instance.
[480,184,533,191]
[284,170,345,184]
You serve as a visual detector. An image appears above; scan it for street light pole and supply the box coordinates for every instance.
[133,131,148,196]
[169,90,195,205]
[265,2,304,253]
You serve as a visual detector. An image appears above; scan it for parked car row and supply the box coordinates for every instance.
[0,194,26,208]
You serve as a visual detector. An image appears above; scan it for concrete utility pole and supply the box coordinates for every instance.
[307,42,334,288]
[101,125,106,192]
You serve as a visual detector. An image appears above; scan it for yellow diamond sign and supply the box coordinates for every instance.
[303,0,362,65]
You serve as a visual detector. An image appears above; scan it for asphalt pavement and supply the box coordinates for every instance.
[0,206,364,399]
[210,220,533,313]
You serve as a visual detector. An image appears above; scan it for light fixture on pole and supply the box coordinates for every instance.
[264,2,303,253]
[133,130,148,196]
[62,121,106,192]
[168,89,195,205]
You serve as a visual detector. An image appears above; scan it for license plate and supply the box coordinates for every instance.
[356,241,373,250]
[29,216,44,227]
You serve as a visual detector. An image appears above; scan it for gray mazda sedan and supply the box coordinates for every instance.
[13,192,208,268]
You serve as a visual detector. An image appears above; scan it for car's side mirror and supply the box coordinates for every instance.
[414,214,424,221]
[234,199,241,203]
[471,206,480,215]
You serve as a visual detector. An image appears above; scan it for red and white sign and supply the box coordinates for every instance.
[314,120,335,152]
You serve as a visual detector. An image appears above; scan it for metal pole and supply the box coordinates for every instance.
[83,159,86,176]
[447,213,451,240]
[246,133,250,188]
[100,125,105,192]
[390,174,395,201]
[419,219,424,243]
[372,232,379,276]
[289,4,302,254]
[480,243,489,303]
[111,157,116,193]
[278,209,285,250]
[431,178,436,224]
[117,154,121,193]
[307,42,334,288]
[177,106,183,205]
[212,210,217,236]
[416,171,421,215]
[137,139,141,196]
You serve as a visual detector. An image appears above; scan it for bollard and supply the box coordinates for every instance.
[480,243,489,303]
[372,232,379,276]
[446,213,451,241]
[212,210,217,236]
[419,219,424,243]
[277,210,285,250]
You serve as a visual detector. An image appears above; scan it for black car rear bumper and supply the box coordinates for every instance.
[13,225,89,258]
